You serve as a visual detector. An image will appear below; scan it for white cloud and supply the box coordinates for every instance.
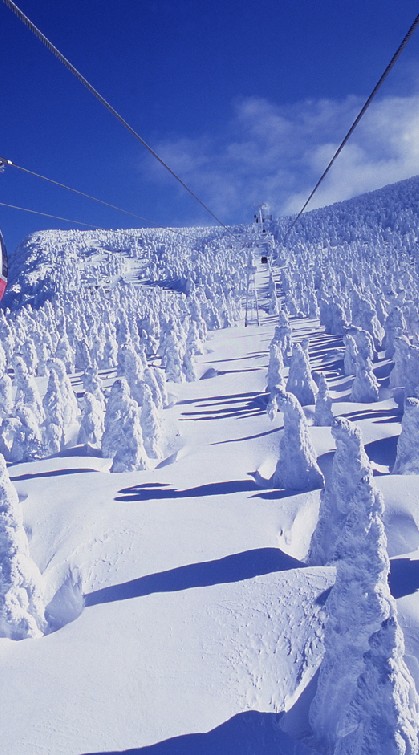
[140,91,419,223]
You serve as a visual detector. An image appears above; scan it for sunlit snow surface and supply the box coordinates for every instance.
[1,179,419,753]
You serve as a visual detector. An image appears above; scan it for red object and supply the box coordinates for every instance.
[0,277,7,300]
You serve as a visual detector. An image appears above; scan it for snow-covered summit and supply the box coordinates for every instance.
[5,224,245,307]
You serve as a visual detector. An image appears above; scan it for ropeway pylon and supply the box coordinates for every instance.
[244,249,260,327]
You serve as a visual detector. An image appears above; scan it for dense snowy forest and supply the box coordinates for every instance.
[0,176,419,754]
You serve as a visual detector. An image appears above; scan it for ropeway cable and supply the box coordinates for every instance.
[2,0,231,232]
[0,199,98,227]
[0,156,226,245]
[283,11,419,242]
[4,158,152,224]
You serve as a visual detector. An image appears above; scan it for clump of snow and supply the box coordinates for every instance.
[77,391,104,451]
[313,373,333,427]
[309,417,370,566]
[0,453,46,639]
[310,470,419,754]
[266,341,285,394]
[393,397,419,474]
[286,342,318,406]
[271,311,293,365]
[350,350,379,403]
[272,390,324,492]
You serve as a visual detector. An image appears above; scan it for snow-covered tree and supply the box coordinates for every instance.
[162,331,184,383]
[0,453,46,639]
[102,378,148,472]
[310,471,419,755]
[389,335,411,391]
[393,397,419,474]
[0,341,7,376]
[0,372,13,419]
[272,390,324,491]
[320,295,347,336]
[313,373,333,426]
[55,331,75,374]
[268,289,280,315]
[266,342,285,394]
[10,407,44,463]
[143,367,163,410]
[182,344,197,383]
[123,344,146,405]
[140,383,162,459]
[75,337,94,373]
[111,400,148,474]
[309,417,370,566]
[21,340,38,376]
[48,358,79,427]
[286,342,318,406]
[350,358,379,403]
[334,611,419,755]
[102,326,118,369]
[14,356,44,424]
[151,366,169,408]
[353,327,374,364]
[343,333,358,376]
[271,312,293,364]
[77,392,104,450]
[82,366,105,411]
[186,319,204,355]
[101,378,129,460]
[384,306,406,359]
[43,368,66,454]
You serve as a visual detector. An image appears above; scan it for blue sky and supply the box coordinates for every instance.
[1,0,419,250]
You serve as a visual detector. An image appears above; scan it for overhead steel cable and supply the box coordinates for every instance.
[0,200,97,227]
[5,158,152,224]
[0,155,224,245]
[2,0,231,232]
[283,11,419,242]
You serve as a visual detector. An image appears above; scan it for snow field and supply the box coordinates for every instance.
[1,178,419,752]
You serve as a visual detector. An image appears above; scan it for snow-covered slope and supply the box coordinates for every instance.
[6,224,244,306]
[276,174,419,251]
[0,177,418,754]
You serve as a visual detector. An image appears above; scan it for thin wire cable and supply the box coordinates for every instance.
[0,156,224,245]
[0,200,97,227]
[1,158,244,249]
[9,160,152,224]
[2,0,231,232]
[283,11,419,242]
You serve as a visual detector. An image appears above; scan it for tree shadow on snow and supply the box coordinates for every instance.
[208,353,266,364]
[341,407,400,424]
[180,393,267,422]
[312,360,344,378]
[82,711,317,754]
[216,367,262,375]
[373,361,393,380]
[197,394,268,409]
[115,478,259,502]
[85,547,304,607]
[211,427,279,446]
[364,436,399,470]
[389,557,419,599]
[329,376,353,395]
[10,468,99,482]
[177,391,262,406]
[180,406,262,420]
